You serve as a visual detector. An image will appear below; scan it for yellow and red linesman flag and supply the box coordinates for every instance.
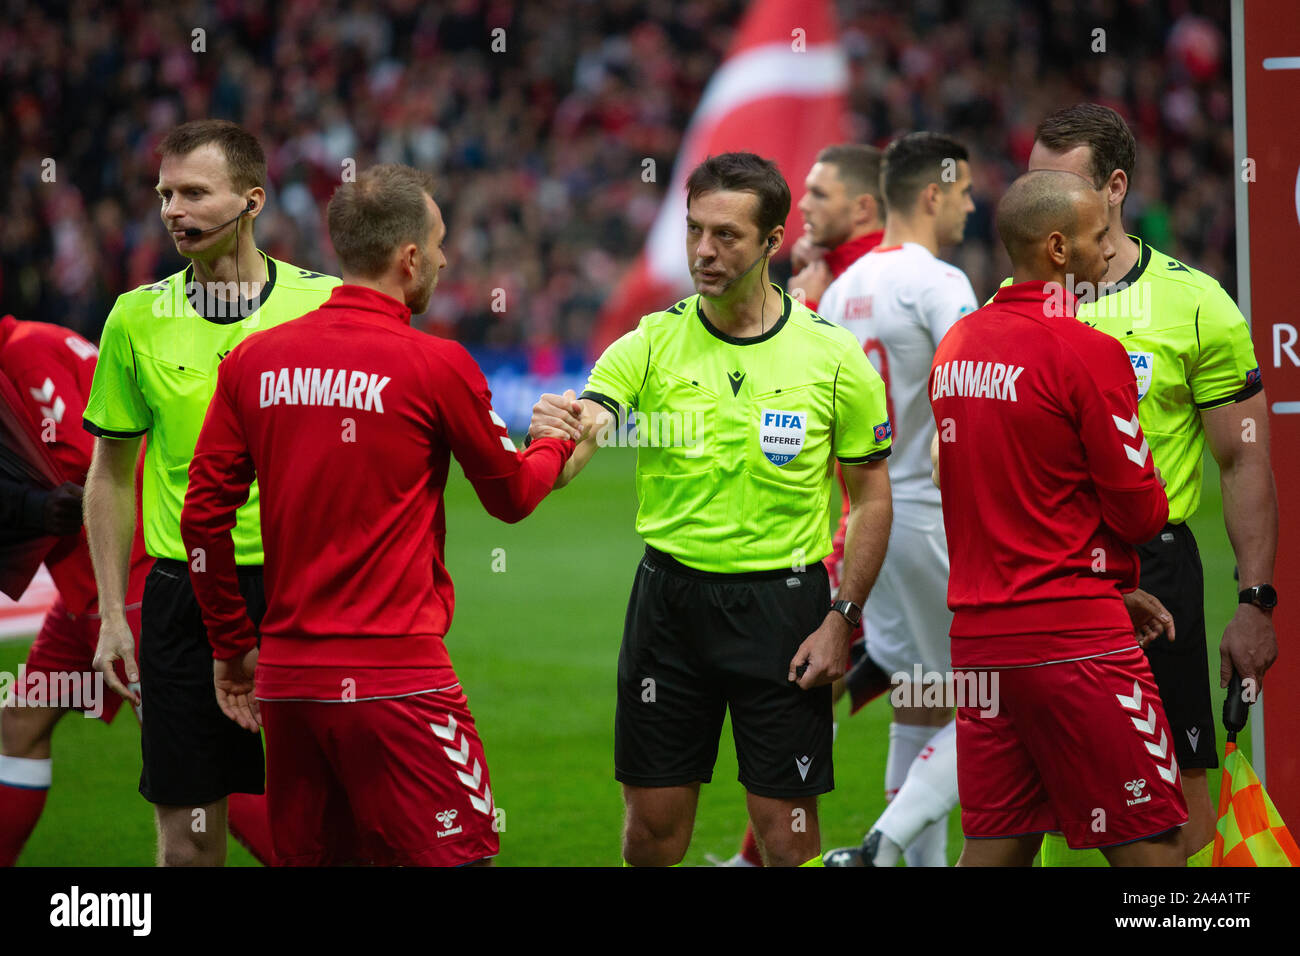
[1213,740,1300,866]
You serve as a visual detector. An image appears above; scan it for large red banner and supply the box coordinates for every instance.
[1238,0,1300,828]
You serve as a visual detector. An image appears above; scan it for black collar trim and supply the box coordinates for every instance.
[696,285,791,345]
[184,254,277,325]
[1097,236,1150,300]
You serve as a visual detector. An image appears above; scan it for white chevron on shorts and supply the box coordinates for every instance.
[443,734,470,765]
[429,713,494,816]
[429,713,458,741]
[1116,680,1142,712]
[468,783,493,816]
[1116,680,1178,786]
[1129,704,1157,736]
[457,759,483,790]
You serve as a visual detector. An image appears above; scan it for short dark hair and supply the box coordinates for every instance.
[157,119,267,194]
[327,164,437,278]
[1034,103,1136,191]
[685,152,791,237]
[880,132,970,214]
[815,144,883,204]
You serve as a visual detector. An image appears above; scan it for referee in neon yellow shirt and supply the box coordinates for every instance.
[82,120,339,866]
[532,153,894,866]
[1024,104,1279,867]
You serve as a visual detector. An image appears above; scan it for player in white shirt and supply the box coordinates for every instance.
[820,132,976,867]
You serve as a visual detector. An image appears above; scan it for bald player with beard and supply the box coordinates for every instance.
[931,170,1185,866]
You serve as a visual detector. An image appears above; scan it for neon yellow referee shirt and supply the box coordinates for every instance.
[583,285,892,573]
[83,256,340,562]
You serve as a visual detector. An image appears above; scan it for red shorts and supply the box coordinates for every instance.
[260,686,499,866]
[956,643,1188,850]
[19,595,141,724]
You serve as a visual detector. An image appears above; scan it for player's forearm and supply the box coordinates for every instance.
[555,432,599,489]
[472,437,575,522]
[837,493,892,607]
[1220,449,1278,588]
[84,443,137,619]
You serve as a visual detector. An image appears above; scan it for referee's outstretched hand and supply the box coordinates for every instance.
[214,648,261,732]
[788,612,853,690]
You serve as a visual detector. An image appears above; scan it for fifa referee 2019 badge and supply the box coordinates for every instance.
[759,409,805,466]
[1127,351,1154,401]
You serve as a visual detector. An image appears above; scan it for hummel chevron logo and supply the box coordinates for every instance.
[457,759,483,791]
[1156,756,1179,785]
[1186,727,1200,752]
[29,378,65,423]
[1118,681,1178,785]
[1111,414,1140,438]
[468,783,493,816]
[30,378,54,404]
[1112,415,1148,465]
[1116,681,1142,711]
[1130,704,1157,735]
[1145,730,1170,760]
[444,735,471,765]
[1124,439,1150,466]
[429,714,458,741]
[795,754,812,781]
[728,371,746,397]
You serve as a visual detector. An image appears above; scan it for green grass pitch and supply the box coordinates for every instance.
[1,447,1245,866]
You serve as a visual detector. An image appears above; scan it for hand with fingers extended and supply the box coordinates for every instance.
[529,389,585,443]
[214,647,261,732]
[92,614,140,707]
[1124,587,1174,650]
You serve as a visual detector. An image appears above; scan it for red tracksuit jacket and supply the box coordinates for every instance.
[929,280,1168,668]
[181,285,573,699]
[0,315,149,615]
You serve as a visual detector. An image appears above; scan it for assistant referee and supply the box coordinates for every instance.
[532,152,894,867]
[83,120,340,866]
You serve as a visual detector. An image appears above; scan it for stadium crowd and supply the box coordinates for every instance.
[2,0,1236,353]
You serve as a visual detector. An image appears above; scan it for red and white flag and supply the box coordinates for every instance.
[590,0,849,355]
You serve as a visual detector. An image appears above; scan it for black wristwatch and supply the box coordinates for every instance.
[831,599,863,627]
[1238,584,1278,611]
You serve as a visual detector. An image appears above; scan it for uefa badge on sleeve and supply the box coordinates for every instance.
[760,409,805,466]
[873,421,892,443]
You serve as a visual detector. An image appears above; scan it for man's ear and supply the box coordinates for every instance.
[1107,169,1128,210]
[923,181,943,215]
[1046,231,1069,268]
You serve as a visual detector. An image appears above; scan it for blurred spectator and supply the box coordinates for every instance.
[1,0,1238,349]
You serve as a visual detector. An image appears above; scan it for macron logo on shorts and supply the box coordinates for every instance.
[795,753,813,781]
[259,367,391,412]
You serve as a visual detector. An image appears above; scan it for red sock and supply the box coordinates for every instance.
[228,792,278,866]
[740,823,765,866]
[0,783,49,867]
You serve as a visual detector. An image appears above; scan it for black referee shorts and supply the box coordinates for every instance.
[1137,523,1217,770]
[138,558,267,806]
[614,546,834,799]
